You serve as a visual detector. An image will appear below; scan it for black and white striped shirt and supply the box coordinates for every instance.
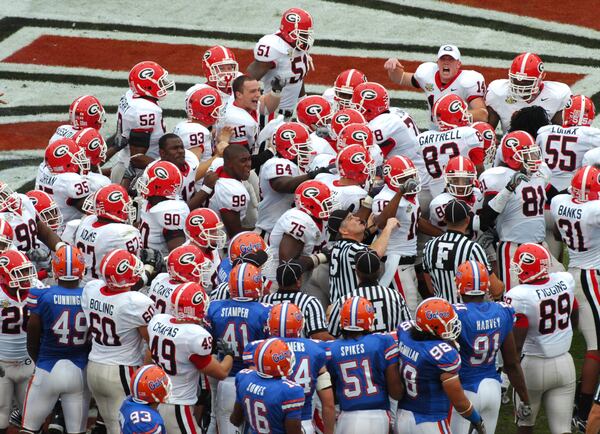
[423,230,490,304]
[328,283,412,337]
[210,282,229,301]
[260,291,328,337]
[329,239,369,304]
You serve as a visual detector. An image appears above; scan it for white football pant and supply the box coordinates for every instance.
[216,377,238,434]
[0,359,34,429]
[380,259,418,315]
[450,378,501,434]
[570,267,600,350]
[159,403,202,434]
[394,409,451,434]
[335,409,389,434]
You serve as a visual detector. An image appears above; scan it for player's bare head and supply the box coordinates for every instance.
[158,133,185,169]
[355,249,381,282]
[508,105,550,139]
[232,74,260,111]
[223,144,251,181]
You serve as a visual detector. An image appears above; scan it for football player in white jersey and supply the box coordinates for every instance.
[73,127,111,192]
[82,249,155,434]
[111,61,174,184]
[247,7,314,115]
[149,282,233,433]
[505,243,576,434]
[336,122,384,167]
[485,52,572,133]
[136,161,189,257]
[49,94,106,144]
[186,45,239,103]
[551,166,600,427]
[417,94,484,196]
[296,95,337,155]
[583,147,600,168]
[155,133,199,203]
[0,219,14,254]
[74,184,141,284]
[385,44,488,124]
[323,68,368,111]
[0,250,36,433]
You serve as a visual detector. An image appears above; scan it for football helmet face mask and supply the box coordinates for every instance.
[274,122,314,171]
[185,208,227,249]
[254,338,295,378]
[333,69,368,109]
[25,190,63,231]
[170,282,210,323]
[296,95,332,129]
[471,122,497,169]
[202,46,239,94]
[279,8,314,52]
[501,130,542,174]
[571,165,600,203]
[229,263,263,300]
[563,95,596,127]
[414,297,461,341]
[455,260,490,296]
[330,108,366,140]
[228,231,267,262]
[52,245,85,281]
[69,95,106,130]
[129,61,175,100]
[351,82,389,122]
[86,184,136,224]
[100,249,144,290]
[433,94,472,131]
[294,180,337,220]
[336,144,375,186]
[74,127,107,167]
[0,250,36,292]
[382,155,421,194]
[186,87,224,126]
[508,53,545,101]
[0,182,22,215]
[130,365,172,404]
[511,243,551,284]
[166,245,211,287]
[45,138,90,174]
[340,296,375,332]
[136,161,182,199]
[336,123,374,152]
[0,218,14,253]
[268,302,304,338]
[444,156,477,197]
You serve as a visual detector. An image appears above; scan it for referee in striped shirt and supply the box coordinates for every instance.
[260,260,333,341]
[423,200,504,303]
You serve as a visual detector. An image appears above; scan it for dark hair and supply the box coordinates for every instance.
[232,74,256,97]
[158,133,181,150]
[508,105,550,138]
[223,143,249,163]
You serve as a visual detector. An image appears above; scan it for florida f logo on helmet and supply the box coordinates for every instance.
[200,95,216,107]
[154,167,169,180]
[280,129,297,140]
[138,68,155,79]
[360,89,377,100]
[116,259,130,274]
[285,12,301,23]
[107,190,124,203]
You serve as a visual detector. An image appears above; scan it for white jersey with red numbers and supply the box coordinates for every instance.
[116,89,166,165]
[505,272,575,358]
[416,126,483,196]
[138,199,189,257]
[146,273,179,315]
[254,33,309,112]
[485,79,571,133]
[310,132,336,156]
[148,313,213,405]
[479,165,550,243]
[81,279,155,366]
[413,62,486,120]
[256,115,284,149]
[209,177,250,222]
[85,172,111,193]
[74,215,142,285]
[146,151,199,203]
[49,124,79,144]
[51,172,91,230]
[536,125,600,191]
[551,194,600,269]
[428,189,483,230]
[583,147,600,167]
[315,173,368,211]
[202,247,222,291]
[173,120,213,163]
[372,185,420,256]
[0,286,29,361]
[0,194,38,253]
[256,157,299,234]
[35,162,57,195]
[219,103,260,153]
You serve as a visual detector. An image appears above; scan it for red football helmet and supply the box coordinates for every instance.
[511,243,551,284]
[100,249,144,290]
[444,156,477,198]
[0,182,21,215]
[383,155,421,193]
[0,250,36,291]
[69,95,106,130]
[136,161,182,199]
[167,245,210,286]
[501,130,542,174]
[340,296,375,332]
[52,244,85,281]
[0,218,14,253]
[254,338,295,378]
[279,8,314,52]
[45,138,90,174]
[294,180,337,220]
[129,61,175,100]
[186,87,224,126]
[333,69,368,109]
[268,302,304,338]
[351,82,389,122]
[74,127,107,166]
[330,108,366,140]
[508,53,545,101]
[471,122,497,168]
[274,122,314,170]
[130,365,172,404]
[433,94,472,131]
[25,190,63,231]
[563,95,596,127]
[171,281,210,323]
[296,95,332,128]
[571,165,600,203]
[336,123,374,152]
[414,297,461,340]
[185,208,227,249]
[202,45,239,94]
[87,184,136,224]
[228,231,267,262]
[455,260,490,296]
[229,263,263,300]
[336,144,375,186]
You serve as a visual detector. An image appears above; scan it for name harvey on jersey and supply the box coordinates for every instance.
[556,204,583,220]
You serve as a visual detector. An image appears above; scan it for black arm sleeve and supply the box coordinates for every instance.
[128,130,151,149]
[251,149,275,173]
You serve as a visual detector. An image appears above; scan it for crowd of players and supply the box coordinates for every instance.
[0,5,599,434]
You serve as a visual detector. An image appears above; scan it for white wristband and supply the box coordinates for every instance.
[361,196,373,210]
[54,242,67,252]
[201,185,213,195]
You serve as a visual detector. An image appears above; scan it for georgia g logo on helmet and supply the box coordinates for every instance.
[87,104,100,116]
[178,252,196,265]
[188,215,205,227]
[280,129,297,141]
[302,186,320,199]
[382,163,392,177]
[53,145,69,158]
[154,167,169,180]
[139,68,155,79]
[350,152,366,164]
[351,130,369,142]
[565,97,573,109]
[107,190,124,203]
[448,100,463,113]
[192,291,206,305]
[334,114,350,124]
[519,252,536,265]
[116,259,130,274]
[504,137,520,149]
[200,95,216,107]
[0,256,9,268]
[360,89,377,101]
[28,196,38,206]
[285,12,301,23]
[88,138,101,151]
[482,130,494,140]
[305,104,323,116]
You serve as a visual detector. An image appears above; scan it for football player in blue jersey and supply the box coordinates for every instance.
[396,297,485,434]
[119,364,170,434]
[22,245,90,434]
[205,262,272,434]
[231,338,305,434]
[326,296,402,434]
[243,302,335,434]
[451,260,531,433]
[216,231,269,284]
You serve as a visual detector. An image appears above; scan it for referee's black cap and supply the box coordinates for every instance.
[444,200,470,224]
[276,260,304,287]
[355,249,381,274]
[327,204,355,239]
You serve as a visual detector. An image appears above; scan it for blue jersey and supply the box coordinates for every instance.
[397,321,461,423]
[243,337,327,420]
[325,333,398,411]
[27,285,89,371]
[119,396,165,434]
[454,301,515,391]
[217,257,233,284]
[235,369,304,434]
[206,299,271,375]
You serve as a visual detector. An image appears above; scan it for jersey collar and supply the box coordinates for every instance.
[435,69,462,91]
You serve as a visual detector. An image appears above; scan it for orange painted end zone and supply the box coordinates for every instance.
[0,121,63,150]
